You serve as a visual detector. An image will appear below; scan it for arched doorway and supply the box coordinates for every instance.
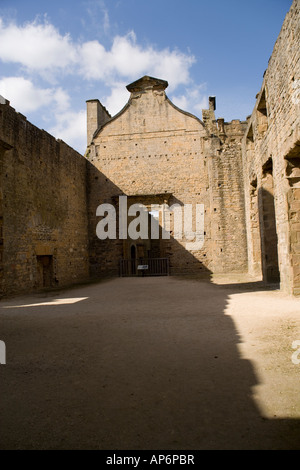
[259,158,280,283]
[131,245,136,260]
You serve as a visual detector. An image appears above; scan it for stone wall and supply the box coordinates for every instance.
[0,101,89,297]
[209,119,248,273]
[86,76,248,277]
[1,1,297,295]
[242,0,300,294]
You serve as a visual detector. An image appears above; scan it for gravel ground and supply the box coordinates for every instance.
[0,276,300,450]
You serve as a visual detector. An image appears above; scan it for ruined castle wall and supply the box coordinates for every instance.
[210,120,248,273]
[242,0,300,294]
[0,102,89,296]
[87,90,211,276]
[87,86,248,276]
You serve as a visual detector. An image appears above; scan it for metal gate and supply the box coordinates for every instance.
[120,258,170,277]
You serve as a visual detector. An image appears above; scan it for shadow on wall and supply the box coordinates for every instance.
[87,159,211,280]
[258,187,280,284]
[86,157,284,288]
[0,274,299,450]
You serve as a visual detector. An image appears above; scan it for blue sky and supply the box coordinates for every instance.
[0,0,292,154]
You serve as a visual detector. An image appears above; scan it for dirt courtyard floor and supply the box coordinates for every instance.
[0,275,300,450]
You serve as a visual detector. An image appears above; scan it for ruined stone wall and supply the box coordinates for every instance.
[0,101,89,296]
[209,119,248,273]
[242,0,300,294]
[87,78,248,277]
[1,2,297,294]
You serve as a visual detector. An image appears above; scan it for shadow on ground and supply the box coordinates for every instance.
[0,276,299,450]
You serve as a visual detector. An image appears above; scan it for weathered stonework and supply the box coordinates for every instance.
[0,102,89,296]
[86,76,248,277]
[242,0,300,295]
[0,0,299,296]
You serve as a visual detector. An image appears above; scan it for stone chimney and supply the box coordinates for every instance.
[209,96,216,112]
[86,99,111,145]
[202,96,217,132]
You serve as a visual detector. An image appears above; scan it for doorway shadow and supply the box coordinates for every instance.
[258,171,280,284]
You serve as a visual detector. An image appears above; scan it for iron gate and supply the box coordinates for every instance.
[120,258,170,277]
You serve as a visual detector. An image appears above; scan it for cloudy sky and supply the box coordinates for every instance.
[0,0,292,154]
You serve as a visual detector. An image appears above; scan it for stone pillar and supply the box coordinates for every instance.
[86,99,111,146]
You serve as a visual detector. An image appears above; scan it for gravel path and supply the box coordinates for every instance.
[0,276,300,449]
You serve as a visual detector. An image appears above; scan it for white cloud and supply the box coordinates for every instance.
[49,109,87,152]
[103,82,130,116]
[84,0,110,36]
[0,18,77,74]
[102,7,110,35]
[78,40,108,80]
[171,85,208,116]
[0,75,84,151]
[52,87,71,112]
[151,50,195,90]
[0,16,200,153]
[108,32,154,77]
[79,31,195,88]
[0,17,195,89]
[171,94,189,111]
[0,76,68,112]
